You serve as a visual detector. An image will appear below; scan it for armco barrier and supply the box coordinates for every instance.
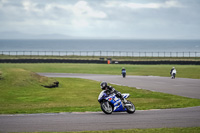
[119,61,200,65]
[0,59,200,65]
[0,59,106,64]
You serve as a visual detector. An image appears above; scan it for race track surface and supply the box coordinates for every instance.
[1,73,200,132]
[1,107,200,132]
[38,73,200,99]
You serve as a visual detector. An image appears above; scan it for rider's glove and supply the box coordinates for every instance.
[116,92,121,97]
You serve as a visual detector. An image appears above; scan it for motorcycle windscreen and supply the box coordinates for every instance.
[122,93,130,99]
[98,90,106,101]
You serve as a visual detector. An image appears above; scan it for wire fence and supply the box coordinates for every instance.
[0,51,200,57]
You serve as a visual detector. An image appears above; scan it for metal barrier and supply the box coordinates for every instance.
[0,51,200,57]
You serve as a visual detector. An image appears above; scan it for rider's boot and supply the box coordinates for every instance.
[122,98,128,107]
[123,98,127,104]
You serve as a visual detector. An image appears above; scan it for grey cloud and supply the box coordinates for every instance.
[0,0,200,39]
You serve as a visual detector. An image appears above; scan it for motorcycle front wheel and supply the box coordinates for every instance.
[101,101,113,114]
[126,100,135,114]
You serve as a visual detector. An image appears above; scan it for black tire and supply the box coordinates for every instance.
[101,101,113,114]
[126,101,135,114]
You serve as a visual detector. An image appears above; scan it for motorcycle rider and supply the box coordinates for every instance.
[170,67,177,79]
[172,68,177,79]
[100,81,127,103]
[170,67,175,76]
[121,67,126,78]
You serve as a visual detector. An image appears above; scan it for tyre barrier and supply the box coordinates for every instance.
[0,59,200,65]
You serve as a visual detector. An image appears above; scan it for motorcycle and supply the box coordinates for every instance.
[98,90,135,114]
[122,72,126,78]
[122,70,126,78]
[171,73,176,79]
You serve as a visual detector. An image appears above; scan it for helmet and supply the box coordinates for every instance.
[100,82,107,90]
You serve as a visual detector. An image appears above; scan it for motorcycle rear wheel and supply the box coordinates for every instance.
[101,101,113,114]
[126,101,135,114]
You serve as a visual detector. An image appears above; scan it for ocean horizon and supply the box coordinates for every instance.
[1,39,200,52]
[0,39,200,57]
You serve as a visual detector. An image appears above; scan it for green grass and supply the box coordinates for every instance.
[21,127,200,133]
[0,63,200,79]
[64,127,200,133]
[0,67,200,114]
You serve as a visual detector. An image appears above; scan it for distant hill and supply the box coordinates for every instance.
[0,31,72,39]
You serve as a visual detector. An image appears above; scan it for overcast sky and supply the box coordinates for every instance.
[0,0,200,39]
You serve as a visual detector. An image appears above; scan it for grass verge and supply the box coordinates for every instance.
[64,127,200,133]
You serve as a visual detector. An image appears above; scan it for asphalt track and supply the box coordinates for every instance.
[0,73,200,132]
[1,107,200,132]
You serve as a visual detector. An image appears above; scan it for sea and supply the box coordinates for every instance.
[0,39,200,57]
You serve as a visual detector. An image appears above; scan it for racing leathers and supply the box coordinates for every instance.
[104,86,125,102]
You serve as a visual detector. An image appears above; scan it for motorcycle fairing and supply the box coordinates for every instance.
[122,93,130,99]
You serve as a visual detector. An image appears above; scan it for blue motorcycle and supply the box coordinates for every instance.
[122,70,126,78]
[98,91,135,114]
